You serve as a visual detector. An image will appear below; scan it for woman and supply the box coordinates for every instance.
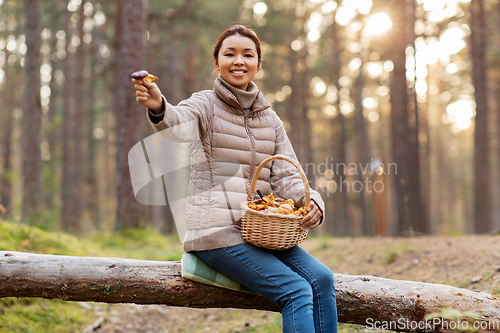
[132,24,338,333]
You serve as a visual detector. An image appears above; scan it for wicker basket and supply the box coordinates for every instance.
[240,155,310,250]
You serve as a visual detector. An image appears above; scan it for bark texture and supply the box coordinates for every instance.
[1,251,499,332]
[60,3,75,231]
[470,0,491,233]
[114,0,147,229]
[329,11,349,236]
[22,0,43,222]
[1,49,14,216]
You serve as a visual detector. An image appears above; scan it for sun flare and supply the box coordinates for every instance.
[365,12,392,36]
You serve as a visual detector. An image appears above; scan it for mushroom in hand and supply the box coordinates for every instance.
[131,70,158,83]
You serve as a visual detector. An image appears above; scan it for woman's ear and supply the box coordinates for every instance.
[257,59,262,72]
[214,59,219,71]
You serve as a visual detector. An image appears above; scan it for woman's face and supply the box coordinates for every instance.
[215,34,262,91]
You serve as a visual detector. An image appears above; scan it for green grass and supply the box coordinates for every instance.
[0,298,97,333]
[0,220,184,333]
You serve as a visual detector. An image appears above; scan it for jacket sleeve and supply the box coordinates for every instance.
[269,112,326,224]
[146,91,211,143]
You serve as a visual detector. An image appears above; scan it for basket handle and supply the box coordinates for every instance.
[247,154,310,208]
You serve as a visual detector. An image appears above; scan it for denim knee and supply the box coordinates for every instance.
[316,267,335,291]
[278,279,314,310]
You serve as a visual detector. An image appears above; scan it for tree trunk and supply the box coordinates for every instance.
[166,27,181,104]
[288,37,302,156]
[1,50,14,217]
[114,0,147,229]
[300,51,313,179]
[185,25,197,95]
[22,0,44,223]
[1,251,499,332]
[60,3,75,231]
[354,61,371,236]
[44,36,60,210]
[470,0,491,233]
[330,12,349,236]
[86,0,100,227]
[389,0,411,236]
[69,0,87,232]
[496,0,500,231]
[406,0,429,234]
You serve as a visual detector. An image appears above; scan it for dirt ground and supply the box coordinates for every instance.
[89,235,500,333]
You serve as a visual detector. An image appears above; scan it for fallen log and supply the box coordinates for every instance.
[1,251,499,331]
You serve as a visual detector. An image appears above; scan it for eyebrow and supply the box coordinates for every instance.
[223,47,256,52]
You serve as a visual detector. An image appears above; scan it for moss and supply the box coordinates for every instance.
[88,227,183,260]
[0,298,99,333]
[0,221,97,256]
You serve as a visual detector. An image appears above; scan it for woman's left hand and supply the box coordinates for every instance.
[300,200,322,231]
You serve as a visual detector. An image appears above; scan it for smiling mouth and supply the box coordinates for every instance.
[230,70,246,75]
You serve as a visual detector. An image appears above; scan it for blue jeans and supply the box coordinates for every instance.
[194,242,337,333]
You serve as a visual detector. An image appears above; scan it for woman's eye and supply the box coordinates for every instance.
[225,53,234,57]
[245,54,254,58]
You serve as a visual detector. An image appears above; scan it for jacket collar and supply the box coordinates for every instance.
[213,75,270,115]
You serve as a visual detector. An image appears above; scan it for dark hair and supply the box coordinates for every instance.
[213,24,262,66]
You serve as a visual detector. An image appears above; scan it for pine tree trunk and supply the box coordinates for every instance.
[406,0,429,234]
[469,0,491,233]
[495,1,500,231]
[86,0,100,227]
[389,0,411,235]
[301,53,313,180]
[331,14,349,236]
[1,50,14,216]
[288,39,302,155]
[22,0,43,223]
[60,3,75,230]
[167,28,181,104]
[2,251,500,332]
[185,25,197,95]
[114,0,147,229]
[69,0,87,232]
[354,61,371,236]
[45,36,60,209]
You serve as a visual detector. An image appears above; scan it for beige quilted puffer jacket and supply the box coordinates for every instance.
[147,76,325,252]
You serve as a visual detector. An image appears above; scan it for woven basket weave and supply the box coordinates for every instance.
[240,155,310,250]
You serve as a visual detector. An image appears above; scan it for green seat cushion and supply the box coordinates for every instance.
[181,252,255,294]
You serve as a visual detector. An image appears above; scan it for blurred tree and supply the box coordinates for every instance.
[353,15,372,236]
[61,1,76,231]
[329,5,349,236]
[22,0,43,223]
[44,33,60,210]
[387,0,411,235]
[493,1,500,228]
[114,0,147,229]
[85,0,100,226]
[495,0,500,230]
[469,0,490,233]
[1,48,14,217]
[406,0,428,234]
[69,0,88,231]
[386,0,428,235]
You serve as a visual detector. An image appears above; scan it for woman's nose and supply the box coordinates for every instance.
[233,55,244,64]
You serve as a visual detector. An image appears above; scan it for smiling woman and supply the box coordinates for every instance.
[214,35,261,91]
[212,25,262,91]
[131,24,337,333]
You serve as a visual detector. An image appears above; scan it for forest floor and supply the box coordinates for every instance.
[89,234,500,333]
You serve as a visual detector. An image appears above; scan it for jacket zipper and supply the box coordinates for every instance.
[244,114,256,192]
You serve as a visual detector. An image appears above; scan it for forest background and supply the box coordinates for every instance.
[1,0,500,239]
